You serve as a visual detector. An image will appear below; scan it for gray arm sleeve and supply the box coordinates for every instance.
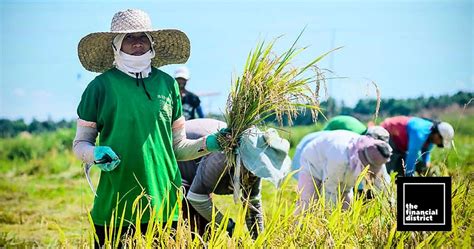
[72,125,97,164]
[244,178,264,239]
[187,191,225,224]
[187,152,228,225]
[189,153,229,195]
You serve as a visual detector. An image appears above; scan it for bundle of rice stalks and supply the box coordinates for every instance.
[219,34,340,200]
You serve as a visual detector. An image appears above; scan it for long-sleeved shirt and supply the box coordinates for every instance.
[381,116,434,176]
[291,132,321,179]
[297,130,390,200]
[299,130,362,194]
[293,116,368,179]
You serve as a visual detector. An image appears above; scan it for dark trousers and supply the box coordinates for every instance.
[94,221,177,248]
[386,150,406,176]
[385,139,428,177]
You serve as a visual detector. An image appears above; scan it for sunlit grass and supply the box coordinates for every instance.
[0,139,473,247]
[0,117,473,247]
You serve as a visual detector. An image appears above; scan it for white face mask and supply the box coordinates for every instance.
[112,33,155,76]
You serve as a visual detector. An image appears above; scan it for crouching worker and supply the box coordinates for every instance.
[322,115,390,196]
[294,130,392,213]
[380,116,454,177]
[178,118,291,239]
[292,116,389,180]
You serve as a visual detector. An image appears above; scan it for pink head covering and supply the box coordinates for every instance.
[349,135,392,173]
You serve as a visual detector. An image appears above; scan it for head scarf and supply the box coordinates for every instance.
[349,135,392,174]
[112,33,155,77]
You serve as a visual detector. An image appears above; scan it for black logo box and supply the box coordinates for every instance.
[396,177,451,231]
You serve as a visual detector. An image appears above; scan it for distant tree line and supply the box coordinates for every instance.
[349,91,473,117]
[279,90,473,125]
[0,91,472,137]
[0,118,75,138]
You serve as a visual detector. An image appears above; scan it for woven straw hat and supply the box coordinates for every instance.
[78,9,190,72]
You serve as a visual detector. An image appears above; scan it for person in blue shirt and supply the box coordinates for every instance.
[380,116,455,177]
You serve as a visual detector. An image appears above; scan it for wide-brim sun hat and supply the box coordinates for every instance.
[78,9,190,72]
[237,127,292,187]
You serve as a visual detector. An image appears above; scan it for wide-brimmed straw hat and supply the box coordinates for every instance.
[78,9,190,72]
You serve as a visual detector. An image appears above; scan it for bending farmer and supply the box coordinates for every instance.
[380,116,454,177]
[294,130,392,212]
[178,119,291,239]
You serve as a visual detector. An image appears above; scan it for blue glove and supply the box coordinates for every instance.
[93,146,120,171]
[206,128,231,152]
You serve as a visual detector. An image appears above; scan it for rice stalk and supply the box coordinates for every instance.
[219,34,340,187]
[371,81,381,123]
[313,66,330,122]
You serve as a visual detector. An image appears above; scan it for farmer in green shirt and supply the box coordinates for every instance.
[323,115,389,142]
[73,9,226,247]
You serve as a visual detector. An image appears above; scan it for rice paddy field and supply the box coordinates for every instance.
[0,113,473,248]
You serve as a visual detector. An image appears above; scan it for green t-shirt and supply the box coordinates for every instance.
[323,115,367,135]
[77,67,183,226]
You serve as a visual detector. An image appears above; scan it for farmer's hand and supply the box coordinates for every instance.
[93,146,120,171]
[206,128,231,152]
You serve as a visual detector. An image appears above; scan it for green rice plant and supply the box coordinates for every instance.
[1,145,472,247]
[218,33,340,203]
[221,34,339,145]
[1,117,473,247]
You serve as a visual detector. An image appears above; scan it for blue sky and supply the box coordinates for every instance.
[1,0,472,122]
